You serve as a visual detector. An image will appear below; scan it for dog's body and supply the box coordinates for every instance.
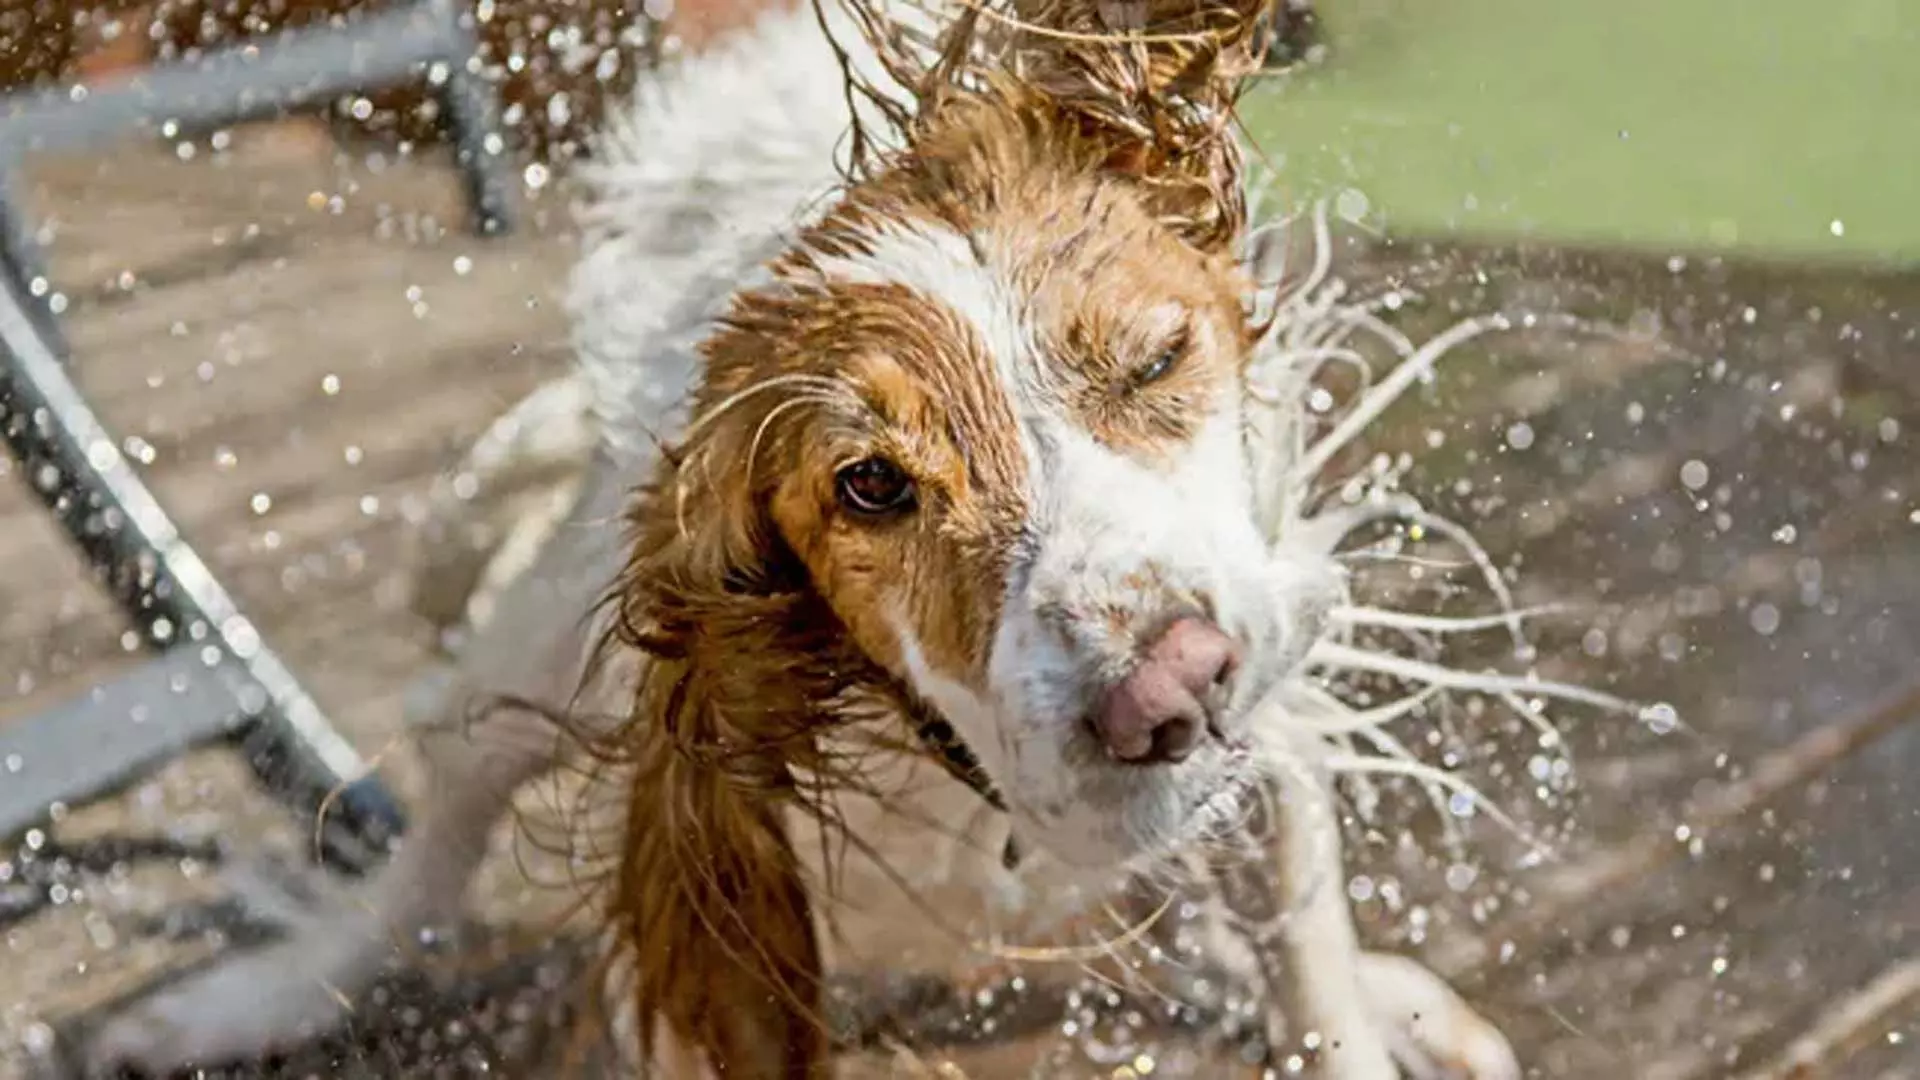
[85,3,1532,1077]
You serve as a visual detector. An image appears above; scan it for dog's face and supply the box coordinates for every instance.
[680,138,1335,869]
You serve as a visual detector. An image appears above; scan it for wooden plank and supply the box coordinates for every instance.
[0,146,570,1075]
[0,144,571,695]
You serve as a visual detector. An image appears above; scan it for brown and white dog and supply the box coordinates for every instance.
[78,1,1621,1076]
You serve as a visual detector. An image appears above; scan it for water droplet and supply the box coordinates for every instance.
[1679,459,1710,490]
[1505,421,1535,450]
[1749,602,1781,636]
[1771,523,1798,544]
[1829,218,1846,237]
[22,1022,54,1055]
[321,373,341,395]
[1581,627,1609,657]
[238,684,269,714]
[250,492,272,514]
[1641,702,1679,734]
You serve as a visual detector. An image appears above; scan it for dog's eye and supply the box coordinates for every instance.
[835,457,917,516]
[1130,331,1188,388]
[1135,348,1178,385]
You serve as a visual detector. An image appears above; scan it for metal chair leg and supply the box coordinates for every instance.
[0,250,403,873]
[0,0,521,871]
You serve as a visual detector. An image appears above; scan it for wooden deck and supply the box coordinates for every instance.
[1,131,1917,1078]
[0,129,579,1073]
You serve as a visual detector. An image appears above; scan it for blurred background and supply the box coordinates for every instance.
[0,1,1914,1077]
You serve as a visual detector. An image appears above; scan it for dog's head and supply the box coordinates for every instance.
[703,167,1326,865]
[602,1,1328,1071]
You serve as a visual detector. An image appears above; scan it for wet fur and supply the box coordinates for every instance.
[584,4,1275,1072]
[78,3,1562,1079]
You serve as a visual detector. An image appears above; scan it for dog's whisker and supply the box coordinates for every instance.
[1286,684,1443,737]
[1309,640,1637,716]
[1348,723,1466,850]
[1328,603,1569,636]
[1315,753,1547,858]
[978,890,1175,966]
[1292,315,1509,486]
[1333,549,1475,571]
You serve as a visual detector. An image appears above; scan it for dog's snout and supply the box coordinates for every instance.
[1092,618,1239,765]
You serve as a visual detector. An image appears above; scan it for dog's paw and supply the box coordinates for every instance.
[82,936,361,1077]
[1360,953,1521,1080]
[83,860,391,1078]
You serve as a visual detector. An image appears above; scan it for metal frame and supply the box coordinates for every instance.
[0,0,515,280]
[0,0,516,873]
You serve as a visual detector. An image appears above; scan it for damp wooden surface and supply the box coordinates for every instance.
[0,130,582,1075]
[0,135,1917,1079]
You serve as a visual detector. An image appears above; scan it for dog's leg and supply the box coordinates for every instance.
[1238,757,1520,1080]
[1355,953,1519,1080]
[1255,761,1402,1080]
[82,456,632,1077]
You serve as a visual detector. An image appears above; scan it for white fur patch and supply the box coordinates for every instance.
[568,3,918,465]
[821,222,1286,866]
[806,217,1049,475]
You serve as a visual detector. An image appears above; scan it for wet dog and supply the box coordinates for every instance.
[85,2,1545,1075]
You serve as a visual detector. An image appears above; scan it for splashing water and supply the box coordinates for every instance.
[1239,197,1657,864]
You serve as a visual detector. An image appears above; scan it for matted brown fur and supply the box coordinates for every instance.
[582,2,1275,1076]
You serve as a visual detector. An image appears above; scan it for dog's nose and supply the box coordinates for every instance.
[1093,617,1239,765]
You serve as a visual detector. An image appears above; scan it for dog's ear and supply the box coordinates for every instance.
[849,0,1271,253]
[1013,0,1272,253]
[595,388,836,1078]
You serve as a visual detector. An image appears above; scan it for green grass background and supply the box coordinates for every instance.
[1238,0,1920,265]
